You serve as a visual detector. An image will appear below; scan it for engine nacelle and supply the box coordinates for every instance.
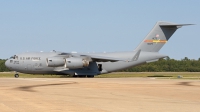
[46,57,65,67]
[65,57,89,69]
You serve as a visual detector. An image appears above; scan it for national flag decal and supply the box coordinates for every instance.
[144,40,167,43]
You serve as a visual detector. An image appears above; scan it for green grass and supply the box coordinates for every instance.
[0,72,63,78]
[1,72,200,79]
[95,72,200,79]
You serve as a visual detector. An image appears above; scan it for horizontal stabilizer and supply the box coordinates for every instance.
[160,24,194,26]
[160,24,194,28]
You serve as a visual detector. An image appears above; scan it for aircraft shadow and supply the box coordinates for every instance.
[14,82,77,92]
[176,82,200,87]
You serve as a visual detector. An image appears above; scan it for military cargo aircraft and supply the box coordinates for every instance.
[5,21,192,78]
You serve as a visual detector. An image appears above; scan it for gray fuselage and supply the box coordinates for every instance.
[5,51,166,76]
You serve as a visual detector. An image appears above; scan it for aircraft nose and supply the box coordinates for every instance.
[5,60,9,68]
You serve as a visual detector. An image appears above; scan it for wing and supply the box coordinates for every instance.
[57,50,141,62]
[80,49,141,62]
[81,55,126,62]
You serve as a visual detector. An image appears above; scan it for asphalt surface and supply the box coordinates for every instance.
[0,78,200,112]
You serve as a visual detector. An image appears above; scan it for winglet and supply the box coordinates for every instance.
[131,49,141,61]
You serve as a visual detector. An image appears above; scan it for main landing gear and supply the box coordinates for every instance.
[87,75,94,78]
[14,72,19,78]
[72,74,94,78]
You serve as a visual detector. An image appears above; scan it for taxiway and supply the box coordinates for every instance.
[0,78,200,112]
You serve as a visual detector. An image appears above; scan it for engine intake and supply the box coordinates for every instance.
[46,57,65,67]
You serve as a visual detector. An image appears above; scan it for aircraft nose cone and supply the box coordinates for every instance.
[5,60,9,68]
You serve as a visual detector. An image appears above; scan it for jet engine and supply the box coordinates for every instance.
[65,57,89,69]
[46,57,65,67]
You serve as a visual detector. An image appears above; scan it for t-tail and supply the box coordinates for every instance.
[135,21,193,52]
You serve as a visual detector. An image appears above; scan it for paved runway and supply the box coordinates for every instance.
[0,78,200,112]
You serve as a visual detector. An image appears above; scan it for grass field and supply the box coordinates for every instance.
[1,72,200,79]
[96,72,200,79]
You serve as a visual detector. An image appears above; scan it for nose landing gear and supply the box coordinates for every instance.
[14,72,19,78]
[14,74,19,78]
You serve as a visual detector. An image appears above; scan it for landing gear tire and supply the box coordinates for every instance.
[73,75,78,77]
[14,74,19,78]
[78,75,86,78]
[87,75,94,78]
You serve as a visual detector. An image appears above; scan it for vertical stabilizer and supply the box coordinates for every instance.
[135,21,192,52]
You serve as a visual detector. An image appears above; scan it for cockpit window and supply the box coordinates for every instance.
[10,56,15,59]
[9,55,18,59]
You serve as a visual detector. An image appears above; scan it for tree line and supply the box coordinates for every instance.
[121,57,200,72]
[0,59,10,72]
[1,57,200,72]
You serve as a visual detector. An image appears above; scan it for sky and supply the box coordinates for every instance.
[0,0,199,60]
